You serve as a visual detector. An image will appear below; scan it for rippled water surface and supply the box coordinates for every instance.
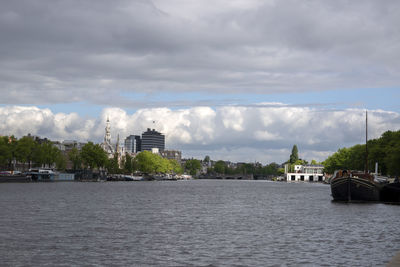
[0,180,399,266]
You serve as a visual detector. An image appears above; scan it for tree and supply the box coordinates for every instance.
[289,145,299,164]
[170,159,183,174]
[323,147,351,174]
[0,136,12,169]
[263,162,280,175]
[135,151,156,173]
[54,150,67,170]
[184,159,202,176]
[107,152,120,174]
[81,142,108,169]
[385,145,400,176]
[15,136,36,170]
[68,147,82,170]
[123,153,135,174]
[133,151,175,174]
[32,141,45,167]
[213,160,227,174]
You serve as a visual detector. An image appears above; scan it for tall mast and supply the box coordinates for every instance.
[365,110,368,174]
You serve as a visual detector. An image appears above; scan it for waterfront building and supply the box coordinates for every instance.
[141,128,165,152]
[160,150,182,164]
[285,164,325,182]
[124,135,141,153]
[25,133,50,144]
[61,140,86,151]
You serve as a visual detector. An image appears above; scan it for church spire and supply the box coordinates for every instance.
[105,116,111,144]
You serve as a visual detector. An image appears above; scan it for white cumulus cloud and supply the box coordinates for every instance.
[1,105,399,163]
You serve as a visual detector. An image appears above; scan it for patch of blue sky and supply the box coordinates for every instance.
[36,102,104,118]
[267,87,400,112]
[221,87,400,112]
[4,87,397,116]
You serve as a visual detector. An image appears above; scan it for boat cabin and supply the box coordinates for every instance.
[27,169,55,181]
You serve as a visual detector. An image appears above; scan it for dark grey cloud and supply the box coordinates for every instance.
[0,0,399,106]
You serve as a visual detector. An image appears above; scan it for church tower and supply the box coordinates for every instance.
[105,117,111,144]
[101,116,114,156]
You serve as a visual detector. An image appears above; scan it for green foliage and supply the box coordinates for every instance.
[15,136,36,169]
[135,151,156,173]
[184,159,202,176]
[289,145,299,164]
[277,168,285,175]
[68,147,82,170]
[0,136,68,170]
[170,159,183,174]
[385,145,400,176]
[107,152,121,174]
[123,153,135,174]
[134,151,177,174]
[213,160,227,174]
[323,130,400,175]
[81,142,108,169]
[0,136,12,168]
[263,162,281,176]
[211,161,281,176]
[54,151,67,170]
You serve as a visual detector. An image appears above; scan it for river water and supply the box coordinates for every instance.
[0,180,398,266]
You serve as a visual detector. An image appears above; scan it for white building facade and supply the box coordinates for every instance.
[285,164,325,182]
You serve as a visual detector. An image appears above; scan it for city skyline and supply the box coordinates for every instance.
[1,1,400,163]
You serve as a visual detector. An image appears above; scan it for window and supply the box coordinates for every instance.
[291,175,295,181]
[309,176,314,182]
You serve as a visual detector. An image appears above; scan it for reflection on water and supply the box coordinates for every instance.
[0,180,398,266]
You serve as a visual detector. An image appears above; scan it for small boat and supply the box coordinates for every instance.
[123,175,144,181]
[330,170,381,201]
[0,171,31,183]
[380,180,400,203]
[27,169,56,182]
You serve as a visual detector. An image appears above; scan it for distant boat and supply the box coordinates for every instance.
[330,111,382,202]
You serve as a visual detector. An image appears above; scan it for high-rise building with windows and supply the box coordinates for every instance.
[141,128,165,152]
[124,135,141,153]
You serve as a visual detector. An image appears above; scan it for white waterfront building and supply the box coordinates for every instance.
[285,164,325,182]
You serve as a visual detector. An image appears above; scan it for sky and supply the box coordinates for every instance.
[1,0,400,164]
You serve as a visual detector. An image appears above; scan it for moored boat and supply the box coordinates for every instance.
[330,110,384,202]
[0,173,32,183]
[330,170,381,202]
[380,181,400,203]
[27,169,55,182]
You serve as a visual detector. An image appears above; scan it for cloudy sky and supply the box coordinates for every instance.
[1,0,400,164]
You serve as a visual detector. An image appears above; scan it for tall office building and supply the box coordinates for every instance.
[124,135,141,153]
[141,128,165,152]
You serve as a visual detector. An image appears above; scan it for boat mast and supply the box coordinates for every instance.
[365,110,368,174]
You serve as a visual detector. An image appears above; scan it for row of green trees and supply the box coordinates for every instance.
[210,160,283,176]
[0,136,183,175]
[323,130,400,176]
[184,155,284,176]
[0,136,66,170]
[68,144,183,174]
